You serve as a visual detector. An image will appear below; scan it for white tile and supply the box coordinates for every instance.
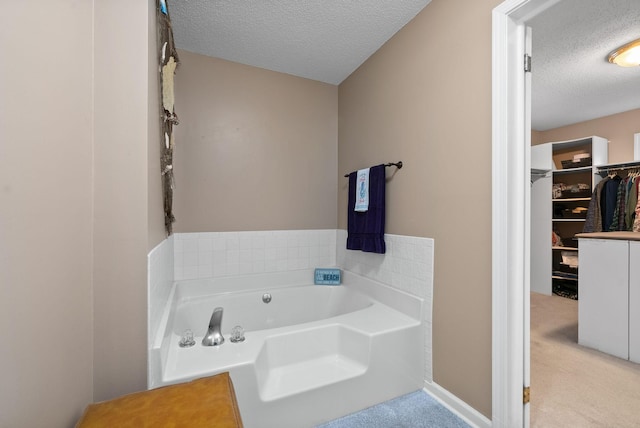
[183,238,198,253]
[198,251,212,267]
[265,260,279,272]
[252,248,265,261]
[239,249,252,263]
[252,235,265,249]
[213,264,227,278]
[309,231,321,246]
[252,261,265,273]
[287,247,298,260]
[213,237,226,251]
[286,259,299,270]
[300,231,312,247]
[198,238,213,252]
[298,246,310,260]
[213,250,227,265]
[183,266,198,280]
[286,232,299,248]
[239,235,252,250]
[273,234,286,248]
[227,250,240,264]
[265,247,277,261]
[183,251,198,267]
[226,235,239,251]
[239,262,252,275]
[227,263,239,276]
[309,246,320,259]
[198,265,212,278]
[416,262,430,281]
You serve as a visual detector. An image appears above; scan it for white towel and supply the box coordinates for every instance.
[354,168,370,212]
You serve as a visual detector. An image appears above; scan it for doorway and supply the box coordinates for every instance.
[494,0,640,427]
[492,0,550,425]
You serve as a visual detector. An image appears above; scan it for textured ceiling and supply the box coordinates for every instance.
[529,0,640,130]
[169,0,432,85]
[169,0,640,131]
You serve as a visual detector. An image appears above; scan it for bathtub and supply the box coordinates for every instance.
[150,269,424,428]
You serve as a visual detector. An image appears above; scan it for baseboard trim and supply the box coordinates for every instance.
[423,381,492,428]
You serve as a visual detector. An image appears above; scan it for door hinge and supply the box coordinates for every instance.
[523,386,531,404]
[524,54,532,73]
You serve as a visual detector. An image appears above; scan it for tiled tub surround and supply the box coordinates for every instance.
[147,235,175,385]
[337,230,434,382]
[174,230,337,281]
[148,229,434,384]
[148,235,175,352]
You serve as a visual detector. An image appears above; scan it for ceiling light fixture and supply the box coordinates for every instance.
[608,38,640,67]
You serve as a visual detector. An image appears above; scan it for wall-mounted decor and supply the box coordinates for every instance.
[157,0,179,235]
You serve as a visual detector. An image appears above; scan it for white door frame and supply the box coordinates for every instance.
[492,0,561,427]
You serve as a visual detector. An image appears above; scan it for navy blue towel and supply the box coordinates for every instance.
[347,164,386,253]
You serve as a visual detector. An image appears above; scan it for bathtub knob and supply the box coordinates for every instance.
[179,329,196,348]
[230,325,245,343]
[262,293,272,304]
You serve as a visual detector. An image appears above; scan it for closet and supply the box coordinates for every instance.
[575,160,640,360]
[530,136,608,298]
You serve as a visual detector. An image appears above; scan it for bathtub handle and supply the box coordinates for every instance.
[202,307,225,346]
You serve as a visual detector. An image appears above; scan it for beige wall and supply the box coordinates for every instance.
[532,108,640,164]
[0,2,94,427]
[339,0,501,417]
[173,51,339,232]
[93,0,152,402]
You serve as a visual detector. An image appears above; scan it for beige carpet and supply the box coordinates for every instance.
[530,292,640,427]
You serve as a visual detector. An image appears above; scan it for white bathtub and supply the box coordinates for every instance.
[150,269,424,428]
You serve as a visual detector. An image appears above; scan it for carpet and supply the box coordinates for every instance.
[530,292,640,427]
[316,390,470,428]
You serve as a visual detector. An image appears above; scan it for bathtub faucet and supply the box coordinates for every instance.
[202,307,225,346]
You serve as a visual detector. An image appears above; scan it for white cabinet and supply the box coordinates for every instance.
[578,239,629,359]
[578,236,640,362]
[630,241,640,363]
[530,136,608,297]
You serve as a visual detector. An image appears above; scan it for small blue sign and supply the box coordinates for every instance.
[314,268,341,285]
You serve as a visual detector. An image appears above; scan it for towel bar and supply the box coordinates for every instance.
[343,161,402,177]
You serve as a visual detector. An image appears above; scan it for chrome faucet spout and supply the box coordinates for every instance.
[202,307,224,346]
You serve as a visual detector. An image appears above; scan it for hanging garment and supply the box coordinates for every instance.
[601,176,621,231]
[625,176,637,230]
[610,177,629,231]
[634,179,640,232]
[583,177,609,233]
